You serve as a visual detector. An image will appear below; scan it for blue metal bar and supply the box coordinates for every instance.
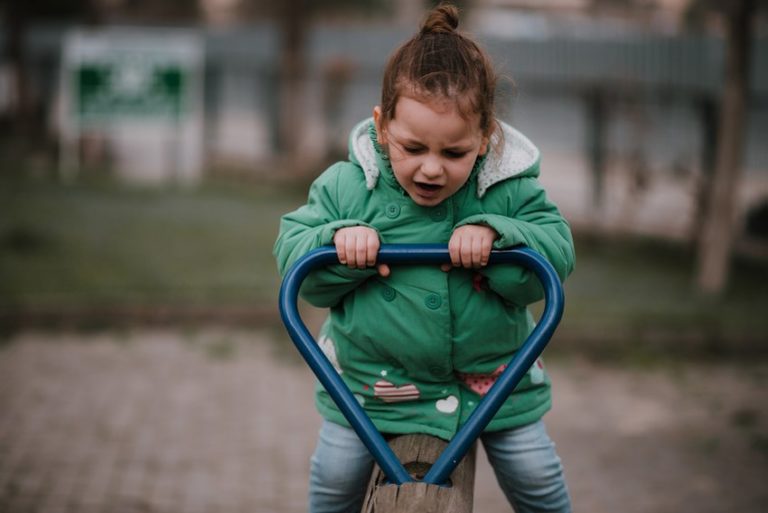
[278,246,413,486]
[278,244,564,487]
[421,246,564,485]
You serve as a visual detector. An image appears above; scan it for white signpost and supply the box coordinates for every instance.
[59,28,204,186]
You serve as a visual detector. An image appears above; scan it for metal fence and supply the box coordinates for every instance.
[7,22,768,171]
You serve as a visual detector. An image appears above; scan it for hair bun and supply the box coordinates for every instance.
[420,4,460,35]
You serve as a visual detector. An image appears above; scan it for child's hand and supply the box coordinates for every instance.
[333,227,390,277]
[442,224,498,271]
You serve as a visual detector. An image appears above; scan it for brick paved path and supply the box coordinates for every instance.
[0,330,322,513]
[1,329,767,513]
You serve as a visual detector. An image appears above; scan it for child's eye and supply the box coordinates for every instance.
[443,150,468,159]
[403,146,425,154]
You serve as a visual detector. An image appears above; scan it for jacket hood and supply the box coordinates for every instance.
[347,117,541,198]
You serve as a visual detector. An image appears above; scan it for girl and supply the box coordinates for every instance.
[274,4,575,512]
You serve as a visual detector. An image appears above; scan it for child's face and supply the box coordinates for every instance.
[374,95,489,207]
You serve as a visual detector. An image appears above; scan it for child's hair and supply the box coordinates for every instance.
[379,3,498,137]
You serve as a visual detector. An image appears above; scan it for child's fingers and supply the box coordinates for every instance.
[455,233,478,268]
[449,227,470,267]
[354,233,368,268]
[448,233,492,268]
[335,230,361,268]
[449,225,497,268]
[450,236,473,267]
[448,235,462,267]
[333,232,349,265]
[471,235,490,268]
[367,233,380,267]
[477,236,492,267]
[377,263,390,277]
[460,237,475,268]
[357,232,379,269]
[334,227,380,269]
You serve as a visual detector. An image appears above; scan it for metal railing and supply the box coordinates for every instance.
[278,244,565,486]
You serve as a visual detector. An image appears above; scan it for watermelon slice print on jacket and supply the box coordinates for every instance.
[374,380,420,403]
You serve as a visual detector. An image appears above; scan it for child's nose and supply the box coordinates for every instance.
[421,155,443,177]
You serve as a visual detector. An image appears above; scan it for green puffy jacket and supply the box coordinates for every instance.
[274,119,574,440]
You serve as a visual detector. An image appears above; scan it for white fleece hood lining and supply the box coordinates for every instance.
[350,118,540,198]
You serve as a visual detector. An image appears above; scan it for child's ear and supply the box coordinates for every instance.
[373,106,388,145]
[478,136,489,156]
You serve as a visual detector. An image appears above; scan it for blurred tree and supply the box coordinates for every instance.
[0,0,100,144]
[0,0,201,168]
[95,0,200,22]
[693,0,757,296]
[273,0,311,159]
[241,0,390,162]
[246,0,473,165]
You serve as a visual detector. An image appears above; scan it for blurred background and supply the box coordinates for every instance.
[1,1,767,512]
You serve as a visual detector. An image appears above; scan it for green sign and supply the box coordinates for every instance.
[75,60,186,121]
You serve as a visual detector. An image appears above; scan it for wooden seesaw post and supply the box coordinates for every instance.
[362,435,476,513]
[278,245,564,513]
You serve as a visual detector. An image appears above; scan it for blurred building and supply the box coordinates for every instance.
[1,1,767,242]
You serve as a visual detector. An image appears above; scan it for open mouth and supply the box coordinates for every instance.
[415,182,442,193]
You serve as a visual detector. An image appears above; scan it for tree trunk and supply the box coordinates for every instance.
[691,96,718,245]
[585,89,607,225]
[277,0,309,159]
[3,2,32,136]
[695,0,754,296]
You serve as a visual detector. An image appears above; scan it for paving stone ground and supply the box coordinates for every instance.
[1,329,766,513]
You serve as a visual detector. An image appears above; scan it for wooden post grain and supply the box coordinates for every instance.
[361,434,476,513]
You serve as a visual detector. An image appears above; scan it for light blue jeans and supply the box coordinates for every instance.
[309,419,572,513]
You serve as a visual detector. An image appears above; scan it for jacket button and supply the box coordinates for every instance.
[381,286,396,301]
[385,203,401,219]
[424,293,442,309]
[430,208,446,221]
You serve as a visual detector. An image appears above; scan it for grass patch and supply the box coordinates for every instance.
[556,234,768,357]
[0,175,305,308]
[2,173,767,357]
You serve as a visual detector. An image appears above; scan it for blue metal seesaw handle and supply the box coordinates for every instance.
[278,244,565,487]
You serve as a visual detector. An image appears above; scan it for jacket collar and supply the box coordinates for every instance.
[348,117,540,198]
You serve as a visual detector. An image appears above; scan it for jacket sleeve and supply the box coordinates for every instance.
[273,163,377,307]
[456,177,575,307]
